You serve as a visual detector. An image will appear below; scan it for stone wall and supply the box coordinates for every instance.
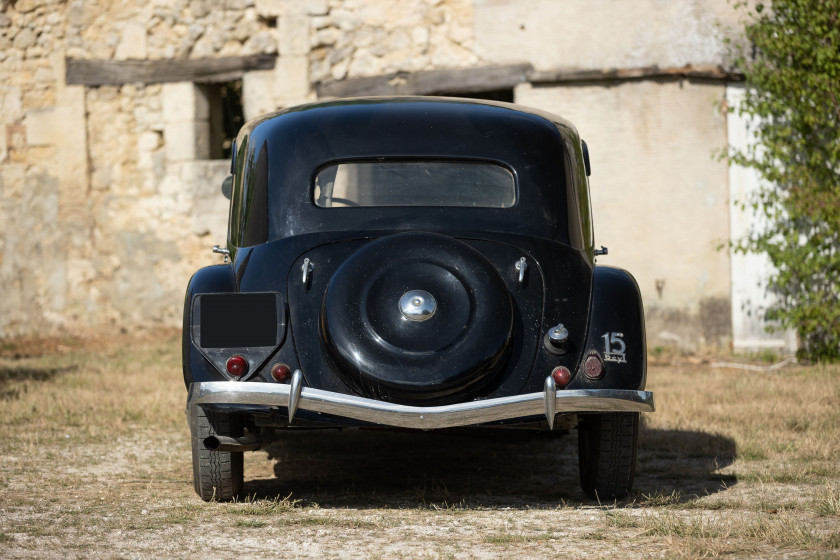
[0,0,284,335]
[310,0,478,82]
[0,0,745,344]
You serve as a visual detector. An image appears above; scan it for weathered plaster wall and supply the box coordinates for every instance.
[516,80,733,348]
[0,32,90,334]
[473,0,742,71]
[726,84,797,352]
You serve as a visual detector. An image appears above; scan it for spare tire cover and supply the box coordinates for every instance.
[321,232,513,403]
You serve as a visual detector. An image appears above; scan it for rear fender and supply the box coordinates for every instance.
[182,265,236,387]
[569,266,646,391]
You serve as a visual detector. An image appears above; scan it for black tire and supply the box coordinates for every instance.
[578,412,639,500]
[190,406,244,501]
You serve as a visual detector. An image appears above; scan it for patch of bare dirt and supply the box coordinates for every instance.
[0,327,180,359]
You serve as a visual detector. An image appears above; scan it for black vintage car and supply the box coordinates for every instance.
[183,97,654,502]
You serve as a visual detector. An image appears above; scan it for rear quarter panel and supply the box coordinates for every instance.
[568,266,647,391]
[182,264,236,387]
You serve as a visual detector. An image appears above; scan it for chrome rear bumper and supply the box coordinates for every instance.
[187,371,654,430]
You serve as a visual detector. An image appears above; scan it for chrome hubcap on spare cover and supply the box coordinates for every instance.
[399,290,437,321]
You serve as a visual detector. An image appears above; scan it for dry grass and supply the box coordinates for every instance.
[1,331,839,559]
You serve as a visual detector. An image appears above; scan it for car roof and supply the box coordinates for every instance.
[239,96,582,161]
[230,97,590,248]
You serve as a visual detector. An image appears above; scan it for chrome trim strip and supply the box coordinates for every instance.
[188,381,654,430]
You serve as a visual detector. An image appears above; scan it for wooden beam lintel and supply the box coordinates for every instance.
[529,64,745,84]
[66,54,277,87]
[316,64,534,98]
[316,63,745,99]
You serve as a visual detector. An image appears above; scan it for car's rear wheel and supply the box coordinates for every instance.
[577,412,639,500]
[190,407,244,501]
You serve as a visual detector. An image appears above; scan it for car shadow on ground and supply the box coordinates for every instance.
[246,421,736,508]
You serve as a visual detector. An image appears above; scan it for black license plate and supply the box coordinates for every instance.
[198,293,278,348]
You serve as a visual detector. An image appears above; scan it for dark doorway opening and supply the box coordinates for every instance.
[434,88,515,103]
[202,80,245,160]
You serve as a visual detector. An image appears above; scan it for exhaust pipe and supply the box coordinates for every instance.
[203,433,261,452]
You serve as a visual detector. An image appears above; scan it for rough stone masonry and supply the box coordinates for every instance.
[0,0,755,351]
[0,0,482,336]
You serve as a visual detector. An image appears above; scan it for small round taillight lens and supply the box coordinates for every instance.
[271,363,292,383]
[226,355,248,377]
[551,366,571,387]
[583,353,604,379]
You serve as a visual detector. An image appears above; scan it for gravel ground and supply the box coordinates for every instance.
[1,337,838,559]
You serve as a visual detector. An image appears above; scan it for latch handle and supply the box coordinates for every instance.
[301,258,314,286]
[514,257,528,284]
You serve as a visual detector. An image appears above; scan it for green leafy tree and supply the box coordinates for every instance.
[728,0,840,361]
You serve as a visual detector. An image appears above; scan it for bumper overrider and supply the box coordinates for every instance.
[187,370,655,430]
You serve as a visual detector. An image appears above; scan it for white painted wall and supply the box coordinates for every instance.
[725,84,797,352]
[473,0,742,71]
[516,80,731,310]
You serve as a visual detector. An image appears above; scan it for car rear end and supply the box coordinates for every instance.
[183,97,653,501]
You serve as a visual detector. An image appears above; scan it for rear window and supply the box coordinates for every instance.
[314,161,516,208]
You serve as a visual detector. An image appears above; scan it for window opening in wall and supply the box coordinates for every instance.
[434,89,515,103]
[202,80,244,160]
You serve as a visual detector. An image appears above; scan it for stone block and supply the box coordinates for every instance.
[242,69,277,121]
[0,163,24,199]
[305,0,328,15]
[255,0,287,18]
[137,130,163,170]
[347,48,380,77]
[22,107,57,146]
[14,0,40,13]
[55,86,89,213]
[188,160,231,240]
[114,22,148,60]
[234,16,261,42]
[312,26,339,48]
[274,56,311,106]
[162,82,209,123]
[278,14,310,56]
[1,85,23,122]
[20,85,88,216]
[242,29,278,55]
[67,257,96,288]
[6,123,26,154]
[164,120,210,161]
[190,0,210,18]
[13,28,37,50]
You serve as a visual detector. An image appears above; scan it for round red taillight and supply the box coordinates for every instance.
[226,355,248,377]
[583,353,604,379]
[271,363,291,383]
[551,366,571,387]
